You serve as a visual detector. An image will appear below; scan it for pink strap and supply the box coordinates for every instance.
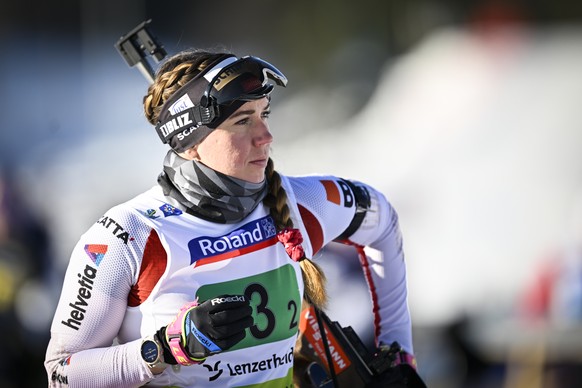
[392,350,418,370]
[165,300,202,366]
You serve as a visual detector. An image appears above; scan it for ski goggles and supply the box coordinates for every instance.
[155,55,287,146]
[200,55,288,109]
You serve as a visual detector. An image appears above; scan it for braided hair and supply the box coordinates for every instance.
[144,50,232,125]
[143,50,328,309]
[264,158,327,309]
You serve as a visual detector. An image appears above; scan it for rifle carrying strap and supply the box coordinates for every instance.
[313,306,340,387]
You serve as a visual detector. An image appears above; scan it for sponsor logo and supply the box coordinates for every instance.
[213,63,243,91]
[227,347,293,376]
[169,94,194,115]
[159,203,183,217]
[51,371,68,384]
[176,126,196,141]
[202,347,294,382]
[84,244,107,266]
[320,179,354,207]
[144,209,159,219]
[142,204,183,219]
[203,360,223,381]
[210,295,245,306]
[186,319,220,352]
[96,216,134,244]
[61,263,98,331]
[188,216,276,265]
[159,112,193,138]
[300,306,350,371]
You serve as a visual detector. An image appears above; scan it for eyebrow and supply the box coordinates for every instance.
[229,103,271,120]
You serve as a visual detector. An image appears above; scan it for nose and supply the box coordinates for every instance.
[253,120,273,147]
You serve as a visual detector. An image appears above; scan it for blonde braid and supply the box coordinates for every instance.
[264,158,328,310]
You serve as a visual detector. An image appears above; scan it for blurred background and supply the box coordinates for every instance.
[2,0,582,386]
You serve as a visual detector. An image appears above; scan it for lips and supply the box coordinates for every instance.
[250,158,268,167]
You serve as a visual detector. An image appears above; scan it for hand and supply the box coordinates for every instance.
[156,295,253,365]
[372,343,427,388]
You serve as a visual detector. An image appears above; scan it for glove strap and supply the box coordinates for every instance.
[386,341,418,370]
[165,300,204,366]
[393,350,417,369]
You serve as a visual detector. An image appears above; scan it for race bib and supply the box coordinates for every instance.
[196,264,301,350]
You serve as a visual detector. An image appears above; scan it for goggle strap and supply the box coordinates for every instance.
[203,56,238,82]
[155,105,217,144]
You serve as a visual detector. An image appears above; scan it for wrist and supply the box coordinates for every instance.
[154,326,178,365]
[140,335,168,375]
[165,300,206,366]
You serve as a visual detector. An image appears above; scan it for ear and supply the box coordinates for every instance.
[179,146,200,161]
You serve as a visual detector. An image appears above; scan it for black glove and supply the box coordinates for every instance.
[156,295,253,365]
[369,343,427,388]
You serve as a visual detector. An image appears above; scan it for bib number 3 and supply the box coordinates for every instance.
[245,283,276,339]
[196,264,301,349]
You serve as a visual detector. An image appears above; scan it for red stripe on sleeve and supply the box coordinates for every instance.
[128,230,167,307]
[342,241,381,344]
[320,180,341,205]
[298,204,324,255]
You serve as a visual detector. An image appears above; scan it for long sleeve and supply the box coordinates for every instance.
[285,175,413,354]
[347,187,412,353]
[44,207,156,387]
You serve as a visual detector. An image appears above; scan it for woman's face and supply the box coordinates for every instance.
[183,97,273,183]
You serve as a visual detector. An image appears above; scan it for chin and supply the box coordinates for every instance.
[245,173,265,184]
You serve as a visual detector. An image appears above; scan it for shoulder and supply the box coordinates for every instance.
[81,186,173,244]
[104,186,180,224]
[283,174,365,209]
[73,187,173,278]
